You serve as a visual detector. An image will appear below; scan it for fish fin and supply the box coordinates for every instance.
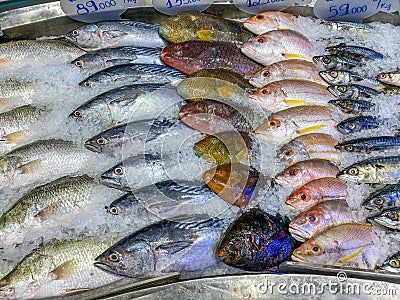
[4,130,29,144]
[19,159,42,174]
[296,124,326,135]
[338,246,365,263]
[283,100,310,105]
[283,53,310,60]
[34,203,58,221]
[50,259,79,280]
[196,30,215,41]
[0,58,11,67]
[374,164,385,169]
[109,94,140,107]
[61,288,91,296]
[277,28,291,30]
[155,241,193,255]
[217,86,236,98]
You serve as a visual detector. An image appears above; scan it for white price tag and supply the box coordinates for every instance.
[152,0,214,15]
[314,0,398,22]
[61,0,146,22]
[232,0,312,15]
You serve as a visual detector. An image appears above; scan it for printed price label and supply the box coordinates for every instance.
[314,0,398,22]
[152,0,214,15]
[61,0,146,22]
[232,0,312,15]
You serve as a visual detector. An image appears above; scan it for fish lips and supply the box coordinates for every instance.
[99,173,129,191]
[84,140,102,153]
[288,225,309,242]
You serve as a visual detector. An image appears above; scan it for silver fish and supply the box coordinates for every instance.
[368,206,400,230]
[313,55,362,69]
[69,84,183,129]
[328,99,375,114]
[79,64,185,90]
[328,84,381,99]
[94,218,223,277]
[379,251,400,273]
[65,21,166,51]
[71,46,163,74]
[0,80,36,112]
[320,70,386,90]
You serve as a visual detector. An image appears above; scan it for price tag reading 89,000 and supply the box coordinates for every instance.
[314,0,399,22]
[232,0,312,15]
[61,0,147,22]
[152,0,214,16]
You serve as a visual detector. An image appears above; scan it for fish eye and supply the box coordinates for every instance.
[269,118,280,128]
[114,167,123,175]
[74,60,84,67]
[377,74,388,80]
[284,149,294,157]
[322,57,331,64]
[108,252,119,262]
[345,145,354,152]
[71,30,79,36]
[96,137,106,145]
[347,167,359,176]
[374,198,385,205]
[308,215,318,224]
[262,71,271,78]
[109,206,119,215]
[311,246,320,253]
[389,258,400,267]
[300,193,308,201]
[347,123,356,130]
[330,71,338,78]
[83,81,91,87]
[288,168,299,176]
[217,169,225,176]
[340,102,349,109]
[257,37,265,44]
[72,110,81,118]
[256,14,265,20]
[196,103,205,110]
[338,86,347,93]
[261,88,268,95]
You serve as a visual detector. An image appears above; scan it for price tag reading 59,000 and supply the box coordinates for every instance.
[61,0,146,22]
[314,0,398,22]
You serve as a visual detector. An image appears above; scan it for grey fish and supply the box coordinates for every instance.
[368,206,400,230]
[320,70,386,90]
[107,193,139,216]
[71,46,163,74]
[0,105,49,155]
[336,116,380,134]
[379,252,400,273]
[94,218,223,277]
[312,55,361,69]
[79,63,185,89]
[84,119,192,157]
[328,84,381,99]
[0,80,36,112]
[69,84,183,129]
[328,99,375,114]
[99,153,206,192]
[336,136,400,153]
[363,184,400,210]
[0,139,89,191]
[322,21,374,33]
[0,175,102,247]
[0,40,85,67]
[65,21,166,51]
[338,156,400,184]
[326,44,384,60]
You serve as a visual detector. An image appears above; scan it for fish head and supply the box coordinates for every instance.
[277,140,308,165]
[79,71,116,88]
[291,238,326,264]
[161,42,204,74]
[159,13,200,43]
[334,141,361,153]
[69,101,111,127]
[71,52,105,71]
[99,162,129,191]
[107,193,139,216]
[289,205,327,242]
[336,118,365,134]
[363,193,393,211]
[319,70,345,85]
[65,24,101,51]
[370,208,400,228]
[378,253,400,273]
[95,239,153,277]
[313,55,336,69]
[274,163,307,187]
[328,99,354,114]
[249,82,284,110]
[255,115,287,142]
[241,34,271,64]
[84,127,124,153]
[327,85,352,98]
[376,72,395,85]
[285,186,316,210]
[337,164,366,183]
[249,66,275,87]
[243,12,295,34]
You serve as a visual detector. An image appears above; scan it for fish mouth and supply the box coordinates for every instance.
[288,226,308,242]
[93,261,116,274]
[290,252,305,263]
[248,78,262,88]
[273,175,289,185]
[178,111,190,120]
[327,86,341,97]
[99,175,124,190]
[84,141,102,153]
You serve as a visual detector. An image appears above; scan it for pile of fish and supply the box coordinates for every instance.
[0,9,398,299]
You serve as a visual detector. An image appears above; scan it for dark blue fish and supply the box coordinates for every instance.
[326,44,384,60]
[217,208,297,271]
[328,99,375,114]
[335,136,400,153]
[328,84,381,99]
[363,184,400,210]
[336,116,379,134]
[107,193,139,215]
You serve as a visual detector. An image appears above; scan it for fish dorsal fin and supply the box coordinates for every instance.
[174,217,223,230]
[155,241,193,255]
[338,246,365,263]
[50,259,80,280]
[374,164,386,170]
